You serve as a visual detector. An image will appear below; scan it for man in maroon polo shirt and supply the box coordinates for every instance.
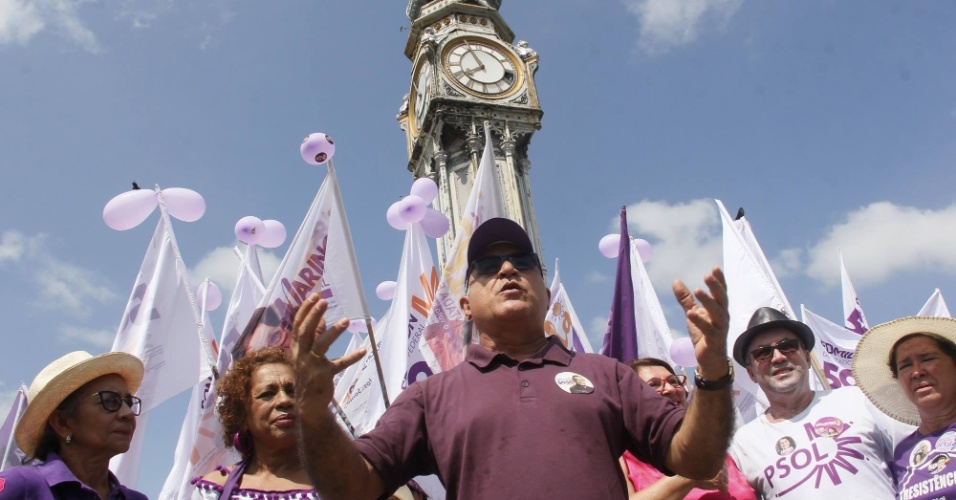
[292,218,735,500]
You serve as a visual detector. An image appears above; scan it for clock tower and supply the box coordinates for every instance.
[399,0,544,267]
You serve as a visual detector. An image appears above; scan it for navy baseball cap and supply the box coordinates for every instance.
[466,218,535,265]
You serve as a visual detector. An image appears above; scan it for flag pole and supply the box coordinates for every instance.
[325,161,391,409]
[156,186,219,377]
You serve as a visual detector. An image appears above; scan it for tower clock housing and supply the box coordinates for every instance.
[399,0,544,267]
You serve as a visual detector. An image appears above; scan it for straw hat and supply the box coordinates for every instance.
[14,351,144,457]
[852,316,956,426]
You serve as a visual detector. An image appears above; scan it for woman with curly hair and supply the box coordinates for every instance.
[191,347,318,499]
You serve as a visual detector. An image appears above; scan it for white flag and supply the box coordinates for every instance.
[420,122,507,373]
[0,384,28,471]
[234,165,368,360]
[918,289,951,318]
[718,200,792,421]
[110,212,213,486]
[546,259,593,353]
[339,224,438,435]
[839,252,869,334]
[158,247,262,499]
[629,239,674,364]
[802,305,860,389]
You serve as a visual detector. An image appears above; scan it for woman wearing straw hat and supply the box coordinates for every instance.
[0,351,146,499]
[853,316,956,500]
[191,347,319,499]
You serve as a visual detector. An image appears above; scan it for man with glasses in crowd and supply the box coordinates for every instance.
[292,217,735,500]
[729,307,911,499]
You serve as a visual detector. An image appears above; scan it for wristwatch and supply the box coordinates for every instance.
[694,358,734,391]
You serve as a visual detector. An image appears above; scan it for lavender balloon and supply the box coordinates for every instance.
[161,187,205,222]
[197,280,223,311]
[669,337,698,368]
[259,219,287,248]
[598,234,621,258]
[421,208,450,238]
[376,281,397,301]
[103,189,158,231]
[235,216,265,245]
[386,201,410,230]
[300,133,336,165]
[410,177,438,205]
[633,238,653,263]
[397,195,426,224]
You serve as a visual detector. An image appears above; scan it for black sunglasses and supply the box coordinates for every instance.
[469,253,541,276]
[749,338,802,363]
[90,391,142,416]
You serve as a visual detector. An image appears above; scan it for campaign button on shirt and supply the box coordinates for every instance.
[555,372,594,394]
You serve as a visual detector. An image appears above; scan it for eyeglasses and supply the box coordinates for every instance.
[469,253,541,276]
[749,338,802,363]
[90,391,142,416]
[644,375,687,391]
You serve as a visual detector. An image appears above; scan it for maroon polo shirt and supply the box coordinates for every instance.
[354,337,685,500]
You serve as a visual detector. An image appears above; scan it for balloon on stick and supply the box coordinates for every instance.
[103,189,158,230]
[197,281,222,311]
[420,208,450,238]
[235,216,265,245]
[410,178,438,205]
[300,133,336,165]
[376,281,397,301]
[161,187,206,222]
[598,234,621,258]
[669,337,698,368]
[259,219,287,248]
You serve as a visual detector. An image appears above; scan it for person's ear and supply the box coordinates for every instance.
[48,411,72,441]
[460,296,472,320]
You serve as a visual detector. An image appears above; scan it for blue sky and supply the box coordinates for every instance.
[2,0,955,496]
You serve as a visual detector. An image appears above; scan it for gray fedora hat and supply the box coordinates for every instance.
[733,307,815,366]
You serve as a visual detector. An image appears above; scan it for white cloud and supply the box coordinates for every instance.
[190,245,282,303]
[797,202,956,288]
[1,230,115,316]
[34,260,117,315]
[624,0,744,55]
[0,0,44,44]
[59,325,115,349]
[585,270,610,284]
[624,199,722,292]
[0,0,99,52]
[0,230,29,262]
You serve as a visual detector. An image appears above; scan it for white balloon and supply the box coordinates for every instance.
[197,280,222,311]
[410,177,438,205]
[161,187,206,222]
[103,189,158,231]
[259,219,287,248]
[376,281,397,301]
[235,216,265,245]
[598,234,621,258]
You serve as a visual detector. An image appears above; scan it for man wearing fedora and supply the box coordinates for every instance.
[729,307,912,499]
[291,218,736,500]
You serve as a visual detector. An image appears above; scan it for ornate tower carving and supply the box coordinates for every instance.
[398,0,543,267]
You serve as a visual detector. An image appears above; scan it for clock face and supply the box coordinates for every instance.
[443,39,520,96]
[409,60,432,136]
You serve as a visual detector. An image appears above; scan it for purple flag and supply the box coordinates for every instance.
[601,206,638,362]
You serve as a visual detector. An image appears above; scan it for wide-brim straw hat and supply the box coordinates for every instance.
[14,351,144,457]
[852,316,956,426]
